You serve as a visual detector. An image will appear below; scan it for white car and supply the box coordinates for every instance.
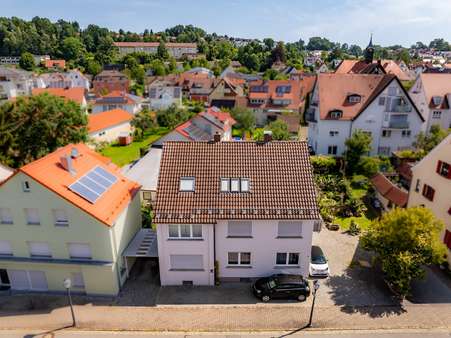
[309,245,329,277]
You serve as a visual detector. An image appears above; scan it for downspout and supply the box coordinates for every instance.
[213,223,216,285]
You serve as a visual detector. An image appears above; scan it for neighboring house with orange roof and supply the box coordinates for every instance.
[408,134,451,268]
[153,107,236,147]
[306,73,424,156]
[247,79,304,125]
[371,173,408,210]
[32,87,87,108]
[88,109,134,142]
[409,73,451,133]
[0,144,143,295]
[92,91,143,115]
[43,59,66,70]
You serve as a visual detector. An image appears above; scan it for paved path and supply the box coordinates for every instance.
[1,329,450,337]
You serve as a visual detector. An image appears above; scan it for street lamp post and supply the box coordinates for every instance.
[63,278,76,327]
[307,279,320,328]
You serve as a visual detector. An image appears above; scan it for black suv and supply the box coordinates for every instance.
[252,274,310,302]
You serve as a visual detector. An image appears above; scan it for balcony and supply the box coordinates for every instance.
[388,116,409,129]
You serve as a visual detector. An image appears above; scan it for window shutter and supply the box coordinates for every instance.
[228,221,252,237]
[436,160,442,174]
[278,221,303,237]
[170,255,203,270]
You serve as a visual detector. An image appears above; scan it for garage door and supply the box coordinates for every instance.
[8,270,48,291]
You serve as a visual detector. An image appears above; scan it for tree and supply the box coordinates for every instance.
[266,119,290,140]
[19,52,35,71]
[263,38,275,51]
[157,40,169,59]
[361,207,446,297]
[414,125,449,153]
[60,36,85,62]
[230,107,256,137]
[306,37,334,51]
[156,105,191,129]
[131,108,155,132]
[0,94,87,167]
[85,58,102,76]
[348,44,362,57]
[344,130,372,175]
[429,38,450,51]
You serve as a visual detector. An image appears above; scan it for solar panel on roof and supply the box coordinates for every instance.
[68,166,117,204]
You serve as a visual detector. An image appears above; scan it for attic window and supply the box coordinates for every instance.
[348,94,361,103]
[329,110,343,119]
[179,177,195,192]
[220,178,250,193]
[432,96,442,106]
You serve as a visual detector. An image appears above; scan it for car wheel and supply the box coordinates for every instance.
[262,295,270,302]
[297,294,306,302]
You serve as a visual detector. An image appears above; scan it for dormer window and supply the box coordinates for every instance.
[179,177,195,192]
[432,96,442,106]
[329,110,343,119]
[347,94,361,103]
[220,178,250,193]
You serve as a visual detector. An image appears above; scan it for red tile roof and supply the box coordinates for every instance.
[19,144,140,226]
[32,87,85,105]
[247,79,302,111]
[336,59,413,81]
[154,141,320,224]
[88,108,134,133]
[371,173,408,207]
[44,59,66,69]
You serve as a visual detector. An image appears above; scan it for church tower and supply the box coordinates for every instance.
[364,34,374,64]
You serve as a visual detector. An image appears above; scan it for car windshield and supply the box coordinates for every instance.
[267,279,277,289]
[311,255,327,264]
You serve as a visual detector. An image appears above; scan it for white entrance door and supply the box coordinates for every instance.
[8,270,48,291]
[8,270,29,290]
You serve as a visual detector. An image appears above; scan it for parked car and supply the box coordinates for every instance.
[309,245,330,277]
[252,274,310,302]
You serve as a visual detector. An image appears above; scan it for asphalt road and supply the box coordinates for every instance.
[1,329,450,338]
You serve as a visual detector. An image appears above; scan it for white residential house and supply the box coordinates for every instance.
[306,74,425,156]
[154,139,321,286]
[88,108,134,143]
[407,134,451,267]
[39,70,90,90]
[92,91,143,115]
[148,85,182,110]
[409,73,451,133]
[0,67,34,100]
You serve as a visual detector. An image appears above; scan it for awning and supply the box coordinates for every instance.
[122,228,158,258]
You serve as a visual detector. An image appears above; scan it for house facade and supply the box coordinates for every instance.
[407,134,451,267]
[154,140,320,286]
[208,78,244,109]
[92,91,142,115]
[93,70,130,95]
[148,83,182,110]
[247,79,303,126]
[114,42,197,59]
[39,70,90,90]
[0,67,34,101]
[307,74,424,156]
[0,144,141,295]
[88,108,134,143]
[409,73,451,133]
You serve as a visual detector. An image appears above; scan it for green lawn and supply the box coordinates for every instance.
[101,128,168,167]
[333,215,373,231]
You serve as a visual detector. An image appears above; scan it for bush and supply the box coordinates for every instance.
[351,174,369,189]
[348,220,361,235]
[156,104,192,129]
[311,155,338,175]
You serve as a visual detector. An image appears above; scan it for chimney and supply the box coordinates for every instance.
[60,155,76,175]
[70,147,79,159]
[263,130,272,143]
[213,132,221,143]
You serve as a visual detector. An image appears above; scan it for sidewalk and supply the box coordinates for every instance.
[0,300,450,332]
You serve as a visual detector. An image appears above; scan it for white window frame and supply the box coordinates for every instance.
[68,243,92,260]
[329,130,339,137]
[227,252,251,266]
[168,224,202,239]
[71,272,85,289]
[402,130,411,138]
[179,177,195,192]
[53,209,69,226]
[432,111,442,119]
[327,145,338,155]
[25,208,40,225]
[0,240,13,256]
[27,241,52,258]
[275,252,300,266]
[220,178,230,192]
[382,130,392,137]
[0,208,13,224]
[230,178,240,192]
[240,178,249,192]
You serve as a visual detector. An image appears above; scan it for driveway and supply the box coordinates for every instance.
[311,227,451,311]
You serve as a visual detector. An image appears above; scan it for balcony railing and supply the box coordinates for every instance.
[388,119,409,129]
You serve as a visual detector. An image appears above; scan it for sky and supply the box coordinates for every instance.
[1,0,451,47]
